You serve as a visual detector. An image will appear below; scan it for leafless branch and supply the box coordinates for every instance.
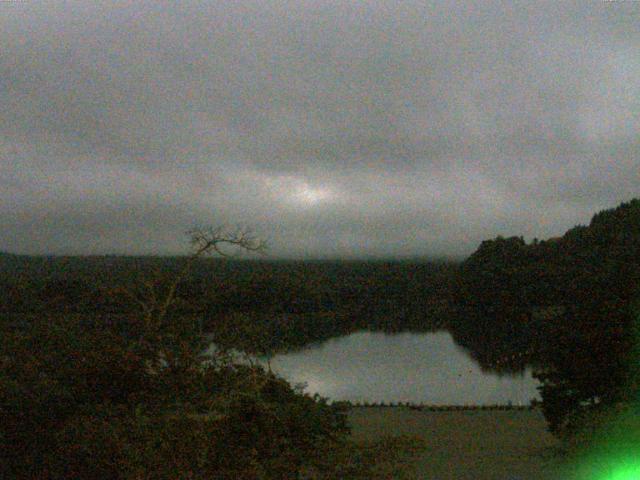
[96,224,267,373]
[186,225,268,258]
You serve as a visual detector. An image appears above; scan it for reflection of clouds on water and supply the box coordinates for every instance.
[266,332,540,405]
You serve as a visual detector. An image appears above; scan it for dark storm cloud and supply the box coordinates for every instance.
[1,1,638,258]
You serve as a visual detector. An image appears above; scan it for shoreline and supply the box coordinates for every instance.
[337,401,537,411]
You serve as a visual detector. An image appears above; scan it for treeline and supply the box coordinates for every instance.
[0,255,456,352]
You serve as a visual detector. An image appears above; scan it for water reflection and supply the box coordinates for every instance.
[259,331,540,405]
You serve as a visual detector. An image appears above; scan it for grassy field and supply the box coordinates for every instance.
[348,407,564,480]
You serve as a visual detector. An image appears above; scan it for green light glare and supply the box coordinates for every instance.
[605,459,640,480]
[558,291,640,480]
[563,453,640,480]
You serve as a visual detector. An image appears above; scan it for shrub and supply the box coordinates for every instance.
[0,313,349,479]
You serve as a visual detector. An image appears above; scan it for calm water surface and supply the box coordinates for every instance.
[255,331,540,405]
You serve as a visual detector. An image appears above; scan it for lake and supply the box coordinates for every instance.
[251,331,541,405]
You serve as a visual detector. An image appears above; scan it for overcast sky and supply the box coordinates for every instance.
[1,1,638,259]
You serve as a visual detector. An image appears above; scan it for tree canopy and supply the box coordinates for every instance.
[449,199,640,436]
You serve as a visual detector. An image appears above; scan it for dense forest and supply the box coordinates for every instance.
[450,198,640,436]
[0,254,456,353]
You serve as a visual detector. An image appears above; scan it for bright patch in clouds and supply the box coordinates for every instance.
[292,182,333,206]
[260,173,336,208]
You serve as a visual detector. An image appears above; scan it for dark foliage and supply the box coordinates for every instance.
[0,256,457,353]
[450,198,640,436]
[0,313,349,479]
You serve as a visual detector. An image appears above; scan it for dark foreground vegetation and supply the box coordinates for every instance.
[1,229,424,479]
[1,198,639,476]
[0,311,425,479]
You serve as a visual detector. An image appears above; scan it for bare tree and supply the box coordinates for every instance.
[109,226,264,316]
[103,225,267,374]
[161,225,267,324]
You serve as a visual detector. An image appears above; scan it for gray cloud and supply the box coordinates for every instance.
[1,1,638,258]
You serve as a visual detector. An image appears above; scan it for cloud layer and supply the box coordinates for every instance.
[1,1,638,258]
